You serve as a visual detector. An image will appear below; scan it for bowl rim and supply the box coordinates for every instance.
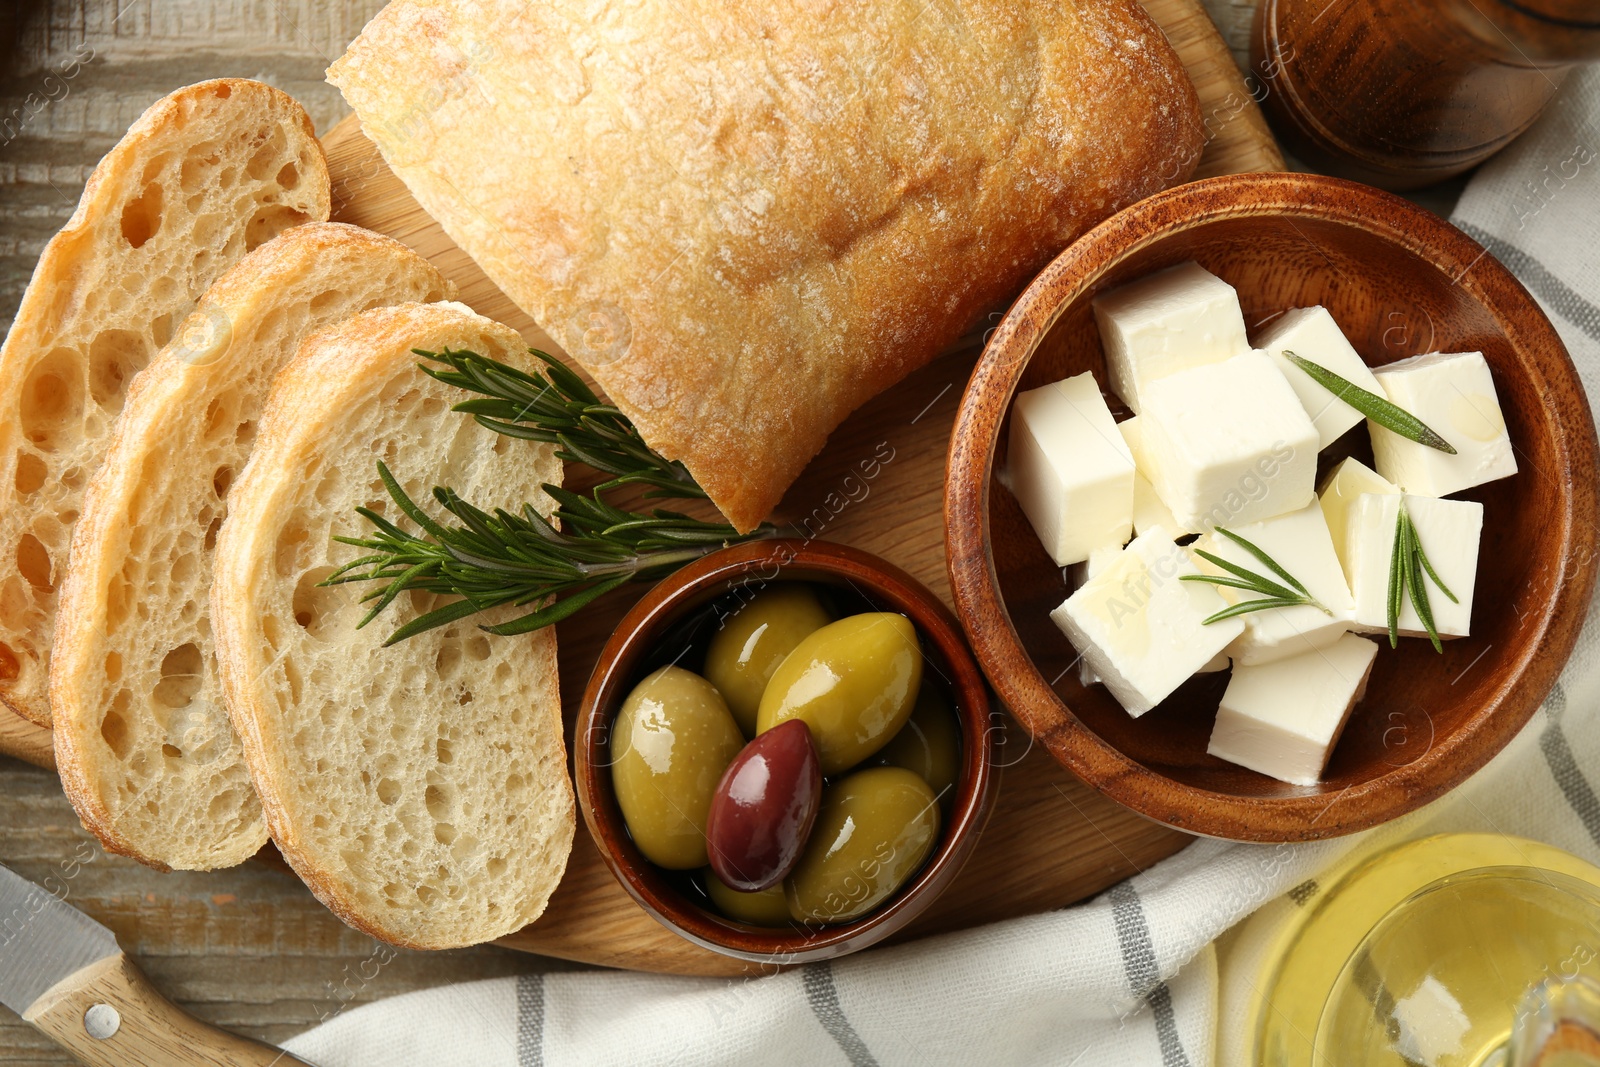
[944,171,1599,842]
[575,537,998,963]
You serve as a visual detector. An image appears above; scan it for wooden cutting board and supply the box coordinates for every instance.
[0,0,1280,978]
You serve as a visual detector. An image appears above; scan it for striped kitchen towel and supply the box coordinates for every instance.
[283,62,1600,1067]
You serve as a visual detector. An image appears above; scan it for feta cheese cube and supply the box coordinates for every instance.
[1007,372,1134,567]
[1207,632,1379,785]
[1254,306,1386,449]
[1070,543,1128,686]
[1139,353,1320,531]
[1050,527,1244,717]
[1117,417,1194,537]
[1369,351,1517,497]
[1318,457,1399,579]
[1345,493,1483,638]
[1093,261,1250,414]
[1193,502,1354,665]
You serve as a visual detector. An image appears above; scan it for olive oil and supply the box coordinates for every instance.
[1243,834,1600,1067]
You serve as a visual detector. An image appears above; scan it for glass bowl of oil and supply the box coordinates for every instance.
[1239,833,1600,1067]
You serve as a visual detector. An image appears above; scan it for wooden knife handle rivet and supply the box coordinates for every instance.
[24,953,312,1067]
[83,1002,121,1039]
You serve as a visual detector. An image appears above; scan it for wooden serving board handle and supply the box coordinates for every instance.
[24,953,309,1067]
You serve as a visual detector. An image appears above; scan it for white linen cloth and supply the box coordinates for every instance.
[283,66,1600,1067]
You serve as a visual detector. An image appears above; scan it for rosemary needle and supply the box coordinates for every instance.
[419,347,705,499]
[1283,351,1457,455]
[324,348,774,644]
[1387,500,1458,653]
[1181,527,1330,624]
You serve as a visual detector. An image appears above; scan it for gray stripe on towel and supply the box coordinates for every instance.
[1108,882,1193,1067]
[516,973,545,1067]
[1454,221,1600,347]
[803,962,880,1067]
[1538,682,1600,849]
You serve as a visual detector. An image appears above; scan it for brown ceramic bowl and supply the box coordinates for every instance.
[576,538,996,963]
[946,172,1598,842]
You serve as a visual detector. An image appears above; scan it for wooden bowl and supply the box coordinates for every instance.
[575,538,997,963]
[946,172,1598,842]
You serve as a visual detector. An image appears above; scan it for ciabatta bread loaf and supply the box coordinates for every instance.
[51,223,453,872]
[0,79,329,725]
[328,0,1203,531]
[211,302,573,948]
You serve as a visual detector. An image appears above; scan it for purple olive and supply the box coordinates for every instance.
[705,719,822,892]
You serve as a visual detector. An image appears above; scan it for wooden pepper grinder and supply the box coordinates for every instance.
[1252,0,1600,189]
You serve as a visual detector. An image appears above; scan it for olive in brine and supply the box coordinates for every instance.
[705,719,822,892]
[785,767,940,925]
[756,613,922,775]
[610,666,745,869]
[705,870,793,927]
[878,685,961,798]
[704,584,833,736]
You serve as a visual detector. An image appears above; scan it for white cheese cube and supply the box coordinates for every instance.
[1207,632,1379,785]
[1254,306,1386,449]
[1070,539,1225,684]
[1140,353,1320,531]
[1117,417,1194,537]
[1369,351,1517,497]
[1193,502,1354,665]
[1050,527,1244,717]
[1093,261,1250,414]
[1007,372,1134,567]
[1346,493,1482,638]
[1318,457,1399,580]
[1070,543,1127,686]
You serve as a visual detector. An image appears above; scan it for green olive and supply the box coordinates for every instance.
[756,613,922,775]
[704,584,833,736]
[785,767,940,925]
[705,870,793,926]
[610,666,745,869]
[879,686,962,798]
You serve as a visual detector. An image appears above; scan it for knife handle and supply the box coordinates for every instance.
[23,952,312,1067]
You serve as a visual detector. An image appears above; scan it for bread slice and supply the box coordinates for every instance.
[50,223,454,872]
[0,78,330,726]
[211,302,574,948]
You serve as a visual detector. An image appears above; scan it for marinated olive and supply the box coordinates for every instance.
[785,767,940,925]
[878,685,962,798]
[756,613,922,775]
[705,870,793,927]
[706,719,822,892]
[610,666,745,869]
[704,584,833,736]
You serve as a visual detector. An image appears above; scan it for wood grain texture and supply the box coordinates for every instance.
[0,10,1286,1061]
[1157,0,1283,177]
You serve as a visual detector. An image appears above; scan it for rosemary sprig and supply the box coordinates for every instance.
[419,346,704,499]
[1181,527,1331,624]
[324,348,773,644]
[1387,500,1458,652]
[1283,351,1457,455]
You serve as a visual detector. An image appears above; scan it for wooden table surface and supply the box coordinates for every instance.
[0,0,1326,1061]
